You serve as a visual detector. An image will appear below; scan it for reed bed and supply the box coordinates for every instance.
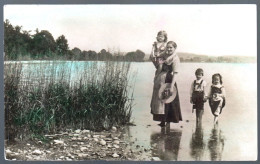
[4,61,134,140]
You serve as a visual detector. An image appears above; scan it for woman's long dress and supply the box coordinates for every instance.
[150,55,182,123]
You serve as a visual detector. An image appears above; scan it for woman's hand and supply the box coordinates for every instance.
[203,97,208,102]
[162,88,172,99]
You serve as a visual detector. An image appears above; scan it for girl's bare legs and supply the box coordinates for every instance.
[214,116,218,124]
[155,63,163,76]
[214,98,223,116]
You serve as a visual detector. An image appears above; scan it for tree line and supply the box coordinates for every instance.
[4,19,145,62]
[178,56,256,63]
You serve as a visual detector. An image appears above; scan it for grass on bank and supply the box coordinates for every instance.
[4,61,134,141]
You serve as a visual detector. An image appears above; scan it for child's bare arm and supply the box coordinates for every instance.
[206,87,212,99]
[150,44,156,58]
[190,82,194,103]
[150,45,159,67]
[203,90,208,101]
[220,87,226,98]
[203,81,208,101]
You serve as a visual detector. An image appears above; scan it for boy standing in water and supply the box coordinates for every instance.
[190,68,207,124]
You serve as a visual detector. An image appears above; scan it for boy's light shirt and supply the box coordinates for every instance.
[190,79,207,97]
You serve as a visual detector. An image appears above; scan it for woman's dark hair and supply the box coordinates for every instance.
[157,31,168,42]
[167,41,177,49]
[195,68,204,76]
[212,73,223,84]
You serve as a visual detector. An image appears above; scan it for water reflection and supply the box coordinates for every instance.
[207,124,225,161]
[189,121,206,160]
[150,127,182,160]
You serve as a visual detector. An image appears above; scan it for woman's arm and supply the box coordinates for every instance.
[171,72,177,90]
[170,57,179,91]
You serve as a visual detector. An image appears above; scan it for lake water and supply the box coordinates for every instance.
[127,62,257,161]
[10,61,257,161]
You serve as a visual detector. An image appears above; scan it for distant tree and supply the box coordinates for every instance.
[193,57,201,62]
[135,49,145,61]
[56,35,69,55]
[207,58,212,63]
[217,56,224,63]
[31,30,56,55]
[81,50,90,60]
[88,50,98,60]
[114,55,125,61]
[4,19,13,54]
[98,49,113,61]
[4,19,33,59]
[125,49,145,62]
[71,47,81,55]
[66,50,74,60]
[79,50,98,61]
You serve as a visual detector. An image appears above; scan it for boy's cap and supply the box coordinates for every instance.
[195,68,204,75]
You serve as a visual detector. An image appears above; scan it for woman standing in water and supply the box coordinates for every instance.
[150,40,182,127]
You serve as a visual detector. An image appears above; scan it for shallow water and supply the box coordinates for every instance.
[126,62,257,161]
[10,61,257,161]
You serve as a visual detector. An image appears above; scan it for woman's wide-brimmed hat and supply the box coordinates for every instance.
[158,83,177,103]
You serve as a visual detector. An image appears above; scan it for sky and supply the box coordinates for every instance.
[4,5,257,57]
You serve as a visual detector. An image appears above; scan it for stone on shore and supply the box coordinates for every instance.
[75,129,81,133]
[112,153,119,158]
[99,140,106,146]
[113,140,120,144]
[53,140,64,145]
[32,149,42,155]
[152,157,160,161]
[80,147,88,152]
[82,130,90,134]
[111,127,117,132]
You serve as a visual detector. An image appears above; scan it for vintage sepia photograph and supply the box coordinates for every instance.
[3,3,257,161]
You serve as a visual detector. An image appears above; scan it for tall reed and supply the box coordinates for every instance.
[4,61,134,140]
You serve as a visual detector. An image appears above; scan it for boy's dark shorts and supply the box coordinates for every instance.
[192,91,205,111]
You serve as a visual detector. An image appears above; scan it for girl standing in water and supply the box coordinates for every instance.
[207,73,226,124]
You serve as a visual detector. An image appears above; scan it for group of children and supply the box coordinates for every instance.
[151,30,226,125]
[190,68,226,124]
